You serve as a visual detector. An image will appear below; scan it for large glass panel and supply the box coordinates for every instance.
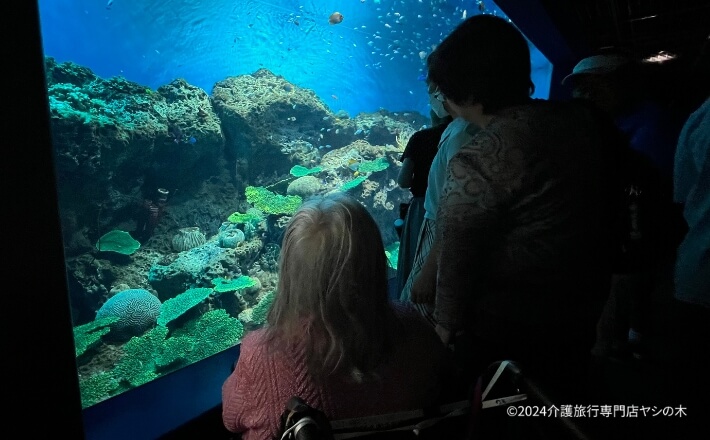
[38,0,552,408]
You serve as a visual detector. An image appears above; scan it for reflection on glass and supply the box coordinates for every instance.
[37,0,552,408]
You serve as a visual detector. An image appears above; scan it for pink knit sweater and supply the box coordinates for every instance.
[222,305,455,440]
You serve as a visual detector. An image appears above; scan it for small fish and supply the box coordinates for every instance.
[419,51,427,60]
[355,129,363,135]
[189,136,197,144]
[331,94,338,100]
[106,0,114,9]
[287,116,296,121]
[328,12,344,25]
[417,73,427,81]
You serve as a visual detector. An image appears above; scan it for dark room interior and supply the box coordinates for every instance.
[11,1,708,439]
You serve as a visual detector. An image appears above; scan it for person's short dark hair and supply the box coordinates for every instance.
[427,15,533,113]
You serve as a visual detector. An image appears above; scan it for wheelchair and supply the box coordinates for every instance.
[276,360,597,440]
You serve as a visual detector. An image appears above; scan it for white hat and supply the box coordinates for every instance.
[561,54,631,85]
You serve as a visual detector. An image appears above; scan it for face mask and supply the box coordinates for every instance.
[429,93,449,118]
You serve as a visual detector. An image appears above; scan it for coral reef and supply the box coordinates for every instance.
[147,242,241,300]
[157,287,213,327]
[286,175,322,198]
[217,222,246,248]
[95,230,141,255]
[95,289,162,341]
[211,276,257,293]
[238,291,275,330]
[171,226,207,252]
[245,186,302,215]
[114,325,169,387]
[73,316,119,357]
[50,59,431,407]
[45,58,224,254]
[79,371,120,408]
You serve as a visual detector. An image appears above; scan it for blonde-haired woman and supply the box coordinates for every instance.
[222,193,456,440]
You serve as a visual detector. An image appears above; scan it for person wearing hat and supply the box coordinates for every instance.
[562,53,682,179]
[564,54,685,361]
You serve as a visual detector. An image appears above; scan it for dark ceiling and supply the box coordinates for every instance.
[496,0,709,100]
[543,0,710,60]
[497,0,709,62]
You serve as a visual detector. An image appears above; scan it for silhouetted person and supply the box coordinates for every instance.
[395,108,451,299]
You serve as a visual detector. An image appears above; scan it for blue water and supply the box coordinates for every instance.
[38,0,551,124]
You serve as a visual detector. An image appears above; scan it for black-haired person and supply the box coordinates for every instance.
[401,54,480,323]
[395,99,452,299]
[222,193,456,440]
[420,15,625,390]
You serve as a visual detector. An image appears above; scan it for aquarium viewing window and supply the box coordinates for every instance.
[38,0,552,410]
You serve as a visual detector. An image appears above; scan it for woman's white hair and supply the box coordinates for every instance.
[264,192,397,380]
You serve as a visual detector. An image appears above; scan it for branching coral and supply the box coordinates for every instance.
[73,316,120,357]
[290,165,322,177]
[238,291,275,328]
[79,371,120,408]
[157,287,213,326]
[211,276,257,293]
[245,186,302,215]
[340,175,368,191]
[358,157,390,173]
[179,309,244,362]
[114,325,169,388]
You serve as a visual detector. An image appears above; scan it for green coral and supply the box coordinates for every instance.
[79,371,120,408]
[290,165,322,177]
[245,186,302,215]
[180,309,245,362]
[227,211,263,224]
[154,335,195,369]
[156,309,244,368]
[358,157,390,173]
[73,316,120,357]
[96,230,141,255]
[157,287,213,326]
[238,291,275,326]
[385,242,400,270]
[340,175,368,191]
[114,325,169,388]
[212,276,257,293]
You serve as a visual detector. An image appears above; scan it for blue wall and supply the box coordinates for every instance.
[38,0,551,117]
